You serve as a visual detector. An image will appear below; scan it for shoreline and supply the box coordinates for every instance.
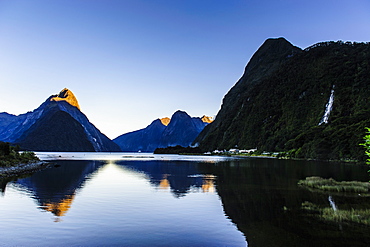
[0,161,50,177]
[213,153,364,164]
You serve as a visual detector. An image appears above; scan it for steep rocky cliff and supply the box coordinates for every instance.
[195,38,370,161]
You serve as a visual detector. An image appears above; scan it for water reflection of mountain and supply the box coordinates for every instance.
[202,158,370,247]
[4,156,368,246]
[116,161,215,197]
[15,160,103,218]
[1,177,15,194]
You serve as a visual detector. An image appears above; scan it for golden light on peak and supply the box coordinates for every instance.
[50,88,81,110]
[201,115,213,123]
[160,117,171,126]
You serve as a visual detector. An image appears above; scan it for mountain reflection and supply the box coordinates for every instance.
[115,160,216,197]
[158,174,170,189]
[15,160,104,220]
[2,156,369,245]
[40,194,75,220]
[1,177,14,194]
[201,158,370,247]
[157,174,216,193]
[201,175,216,193]
[5,159,217,221]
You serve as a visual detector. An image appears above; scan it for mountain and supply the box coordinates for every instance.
[160,117,171,126]
[113,110,211,152]
[201,116,213,124]
[0,112,17,131]
[113,119,167,152]
[15,106,95,152]
[158,110,209,148]
[194,38,370,161]
[0,88,120,152]
[49,88,81,110]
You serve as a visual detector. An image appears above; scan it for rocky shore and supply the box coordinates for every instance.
[0,161,50,177]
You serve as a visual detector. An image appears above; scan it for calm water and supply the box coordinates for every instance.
[1,153,369,247]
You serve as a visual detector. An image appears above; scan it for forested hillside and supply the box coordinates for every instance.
[195,38,370,161]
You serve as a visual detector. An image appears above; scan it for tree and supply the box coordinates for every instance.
[0,141,39,167]
[360,127,370,180]
[0,142,11,156]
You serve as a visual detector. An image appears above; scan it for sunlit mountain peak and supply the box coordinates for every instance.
[160,117,170,126]
[201,115,213,123]
[50,88,81,110]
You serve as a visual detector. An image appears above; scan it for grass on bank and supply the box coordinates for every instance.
[298,176,370,193]
[302,201,370,226]
[0,141,39,167]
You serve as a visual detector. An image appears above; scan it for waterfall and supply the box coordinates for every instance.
[319,85,335,125]
[328,195,337,211]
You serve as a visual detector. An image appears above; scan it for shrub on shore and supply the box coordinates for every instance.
[0,141,39,167]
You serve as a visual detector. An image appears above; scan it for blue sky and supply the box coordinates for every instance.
[1,0,369,139]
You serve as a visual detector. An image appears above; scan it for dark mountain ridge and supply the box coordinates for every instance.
[15,105,95,152]
[113,119,167,152]
[159,110,208,148]
[195,38,370,161]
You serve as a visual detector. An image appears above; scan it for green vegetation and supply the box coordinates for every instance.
[302,201,370,226]
[0,141,39,167]
[360,127,370,163]
[298,176,370,193]
[360,127,370,179]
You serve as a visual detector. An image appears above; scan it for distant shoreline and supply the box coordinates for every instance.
[0,161,50,177]
[181,153,365,163]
